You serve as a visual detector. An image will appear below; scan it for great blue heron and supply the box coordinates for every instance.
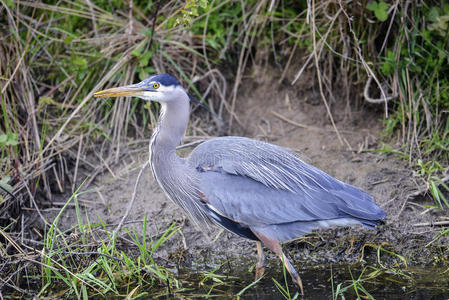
[94,73,386,295]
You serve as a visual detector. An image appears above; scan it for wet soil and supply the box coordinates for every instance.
[47,67,448,297]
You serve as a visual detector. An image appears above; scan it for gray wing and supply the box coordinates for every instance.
[188,136,385,228]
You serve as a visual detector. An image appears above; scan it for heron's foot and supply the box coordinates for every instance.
[281,253,304,296]
[291,270,304,297]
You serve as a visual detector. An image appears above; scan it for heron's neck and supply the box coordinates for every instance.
[149,98,208,226]
[150,100,189,161]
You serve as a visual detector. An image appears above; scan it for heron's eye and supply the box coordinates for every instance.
[153,82,160,89]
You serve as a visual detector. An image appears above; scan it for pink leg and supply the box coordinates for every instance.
[252,230,304,296]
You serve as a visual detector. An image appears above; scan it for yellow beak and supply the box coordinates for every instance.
[94,84,145,98]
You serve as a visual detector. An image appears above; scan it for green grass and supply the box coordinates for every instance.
[329,263,449,300]
[35,186,181,298]
[332,267,375,300]
[272,269,300,300]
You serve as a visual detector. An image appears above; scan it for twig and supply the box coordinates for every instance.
[0,228,24,255]
[271,111,358,134]
[22,178,50,226]
[310,0,343,146]
[228,0,267,131]
[72,134,83,193]
[1,44,28,94]
[271,111,309,129]
[364,76,397,104]
[337,0,390,117]
[84,0,98,37]
[0,262,30,290]
[0,275,27,295]
[115,161,150,232]
[0,184,16,201]
[291,51,314,85]
[379,0,399,55]
[368,179,389,186]
[127,0,133,36]
[147,0,160,51]
[61,251,124,263]
[413,221,449,227]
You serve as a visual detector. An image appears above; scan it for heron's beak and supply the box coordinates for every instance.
[94,84,145,98]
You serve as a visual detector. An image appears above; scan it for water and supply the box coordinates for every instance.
[171,264,449,299]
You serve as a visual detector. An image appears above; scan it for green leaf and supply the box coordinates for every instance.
[139,66,156,80]
[375,8,388,22]
[0,176,11,185]
[0,134,7,145]
[138,28,153,38]
[5,133,18,146]
[64,36,74,44]
[139,68,147,81]
[380,62,392,75]
[175,0,209,26]
[428,7,441,22]
[39,97,54,105]
[6,139,18,146]
[366,1,389,22]
[72,57,88,70]
[366,1,378,12]
[378,1,388,11]
[139,51,152,67]
[4,0,14,8]
[131,48,142,58]
[131,43,145,58]
[143,101,152,110]
[0,176,13,193]
[145,66,155,74]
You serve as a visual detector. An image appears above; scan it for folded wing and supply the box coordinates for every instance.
[188,136,386,240]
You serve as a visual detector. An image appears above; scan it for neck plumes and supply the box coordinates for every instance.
[149,95,190,198]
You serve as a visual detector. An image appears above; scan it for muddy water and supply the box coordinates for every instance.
[168,263,449,299]
[137,260,449,299]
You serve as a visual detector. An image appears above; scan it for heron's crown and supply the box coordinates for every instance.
[145,73,180,87]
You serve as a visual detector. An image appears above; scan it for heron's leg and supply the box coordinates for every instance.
[255,241,267,280]
[251,231,304,296]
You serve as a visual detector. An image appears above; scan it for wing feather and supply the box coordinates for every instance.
[188,136,386,227]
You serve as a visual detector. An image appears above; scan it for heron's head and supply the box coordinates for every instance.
[94,73,186,103]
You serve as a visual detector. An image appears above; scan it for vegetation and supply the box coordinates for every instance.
[40,191,181,299]
[0,0,448,298]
